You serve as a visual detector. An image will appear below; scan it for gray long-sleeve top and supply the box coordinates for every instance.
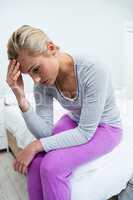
[21,54,122,152]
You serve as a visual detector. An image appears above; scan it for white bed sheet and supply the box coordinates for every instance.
[4,97,133,200]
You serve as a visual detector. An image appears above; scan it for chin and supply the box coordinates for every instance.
[46,80,53,86]
[50,78,56,86]
[50,81,55,86]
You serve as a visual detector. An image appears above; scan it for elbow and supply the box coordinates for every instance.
[78,127,96,142]
[29,126,52,139]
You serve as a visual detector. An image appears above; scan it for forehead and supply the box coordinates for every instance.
[17,50,36,73]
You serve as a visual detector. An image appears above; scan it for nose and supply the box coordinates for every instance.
[33,76,41,84]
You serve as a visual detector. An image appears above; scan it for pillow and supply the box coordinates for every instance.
[4,92,35,106]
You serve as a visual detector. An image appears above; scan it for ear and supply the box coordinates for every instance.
[47,41,57,55]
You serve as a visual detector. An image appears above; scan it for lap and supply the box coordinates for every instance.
[41,122,122,174]
[30,113,122,174]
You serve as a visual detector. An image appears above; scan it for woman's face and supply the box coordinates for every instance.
[17,49,59,86]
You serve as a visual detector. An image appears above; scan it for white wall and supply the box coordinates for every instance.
[1,0,133,95]
[124,22,133,99]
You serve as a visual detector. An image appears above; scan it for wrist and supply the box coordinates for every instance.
[18,98,30,112]
[12,88,25,100]
[30,140,44,154]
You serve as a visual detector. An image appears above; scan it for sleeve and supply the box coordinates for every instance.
[40,64,109,152]
[20,84,54,139]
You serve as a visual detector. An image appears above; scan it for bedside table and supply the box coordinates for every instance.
[0,97,8,151]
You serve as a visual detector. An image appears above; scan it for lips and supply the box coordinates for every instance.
[42,80,48,84]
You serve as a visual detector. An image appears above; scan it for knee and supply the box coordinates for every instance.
[40,152,62,177]
[28,154,43,173]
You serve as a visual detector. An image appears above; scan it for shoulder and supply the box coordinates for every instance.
[72,53,110,84]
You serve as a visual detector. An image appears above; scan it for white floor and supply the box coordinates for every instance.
[0,151,28,200]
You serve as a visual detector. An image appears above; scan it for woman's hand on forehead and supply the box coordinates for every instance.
[6,59,24,96]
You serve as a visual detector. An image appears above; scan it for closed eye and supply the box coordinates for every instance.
[31,66,40,74]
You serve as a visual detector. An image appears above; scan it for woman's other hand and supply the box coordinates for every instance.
[13,140,44,175]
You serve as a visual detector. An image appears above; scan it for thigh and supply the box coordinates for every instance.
[28,151,45,169]
[41,123,122,174]
[52,113,78,135]
[28,114,76,170]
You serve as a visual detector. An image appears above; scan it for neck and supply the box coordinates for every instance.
[55,52,74,86]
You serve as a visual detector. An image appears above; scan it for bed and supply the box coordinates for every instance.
[4,92,133,200]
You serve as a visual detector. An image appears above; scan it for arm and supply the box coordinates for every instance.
[39,64,109,152]
[6,60,53,139]
[20,84,54,139]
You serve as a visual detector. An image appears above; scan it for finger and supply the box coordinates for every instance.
[13,160,17,171]
[7,70,20,88]
[7,60,13,74]
[8,59,17,73]
[14,161,18,171]
[12,70,21,81]
[22,165,27,175]
[14,161,20,171]
[12,62,20,76]
[13,159,16,165]
[18,163,24,174]
[25,167,28,175]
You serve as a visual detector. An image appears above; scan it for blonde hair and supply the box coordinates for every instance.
[7,25,59,59]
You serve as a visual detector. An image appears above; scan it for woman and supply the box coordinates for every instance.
[6,25,123,200]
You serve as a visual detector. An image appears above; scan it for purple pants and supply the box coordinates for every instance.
[27,114,122,200]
